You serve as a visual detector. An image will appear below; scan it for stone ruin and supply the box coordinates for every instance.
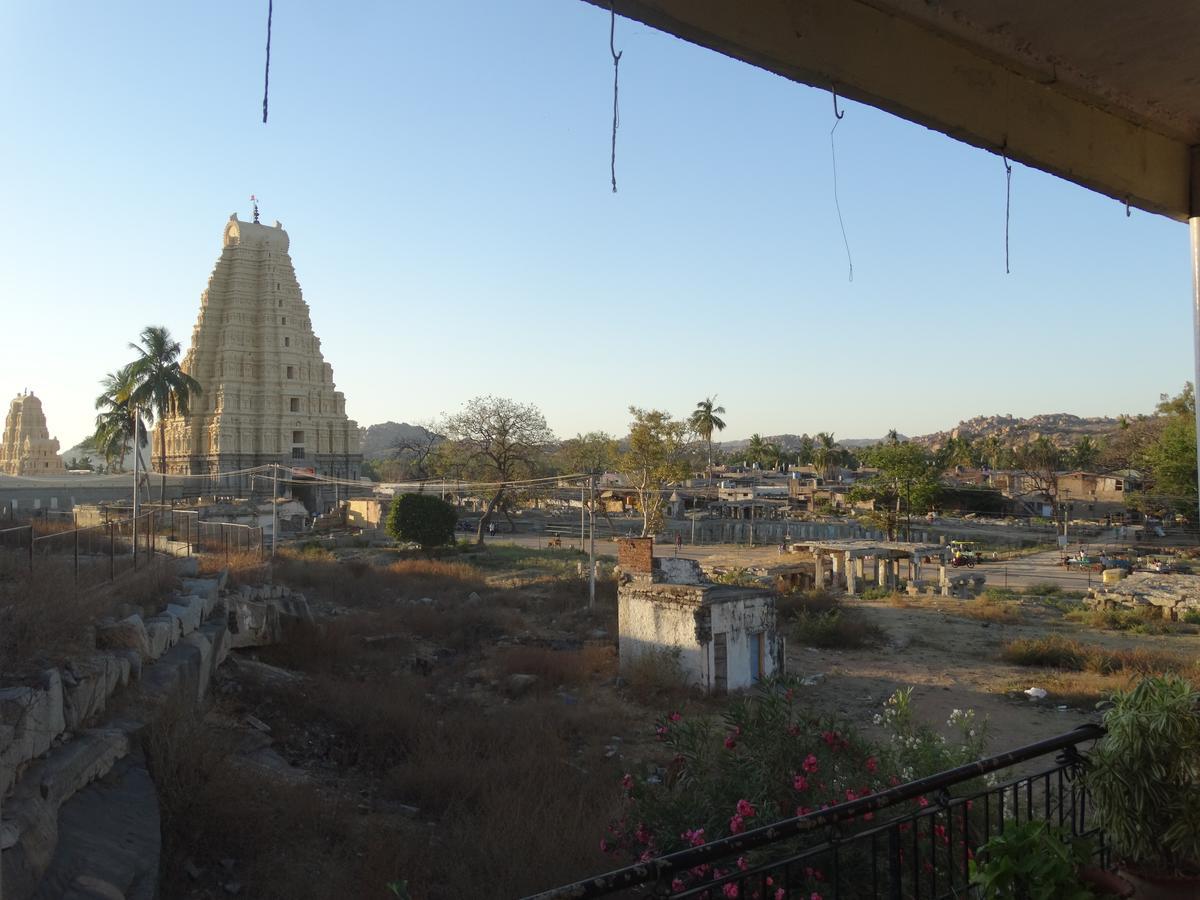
[0,391,65,476]
[1087,571,1200,620]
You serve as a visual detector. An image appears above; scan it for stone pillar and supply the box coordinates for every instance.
[814,552,827,589]
[875,557,886,587]
[831,552,842,589]
[845,552,858,595]
[939,565,950,596]
[891,559,902,585]
[855,556,865,581]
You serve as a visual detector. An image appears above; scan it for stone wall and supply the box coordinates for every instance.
[0,562,310,899]
[1087,571,1200,620]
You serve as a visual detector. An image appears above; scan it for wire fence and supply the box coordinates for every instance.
[0,509,263,593]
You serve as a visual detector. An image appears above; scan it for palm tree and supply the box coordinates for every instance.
[689,396,727,478]
[746,433,768,469]
[127,326,202,503]
[93,365,148,474]
[813,432,842,481]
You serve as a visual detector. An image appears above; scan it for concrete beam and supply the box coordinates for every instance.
[590,0,1194,220]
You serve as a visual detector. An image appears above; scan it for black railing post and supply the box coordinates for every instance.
[887,825,902,900]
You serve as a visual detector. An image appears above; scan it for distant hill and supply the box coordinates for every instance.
[359,422,441,460]
[910,413,1121,450]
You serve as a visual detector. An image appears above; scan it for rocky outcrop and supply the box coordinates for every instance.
[1087,571,1200,620]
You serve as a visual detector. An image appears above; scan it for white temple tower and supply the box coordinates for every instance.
[162,213,361,504]
[0,392,66,475]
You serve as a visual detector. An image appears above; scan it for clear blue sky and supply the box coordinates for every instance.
[0,2,1191,450]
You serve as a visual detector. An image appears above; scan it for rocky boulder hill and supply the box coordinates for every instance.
[911,413,1121,450]
[721,433,901,451]
[359,422,440,460]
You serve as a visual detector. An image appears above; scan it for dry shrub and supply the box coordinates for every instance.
[957,594,1023,625]
[775,588,839,620]
[495,644,616,686]
[0,566,106,672]
[625,648,692,705]
[792,608,885,649]
[390,602,524,650]
[299,674,429,770]
[1064,605,1190,635]
[887,592,916,608]
[1001,634,1191,676]
[196,548,268,586]
[384,699,620,898]
[269,551,489,609]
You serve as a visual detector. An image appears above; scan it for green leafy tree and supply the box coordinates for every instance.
[619,407,690,536]
[688,396,726,476]
[851,441,940,539]
[93,364,149,474]
[556,431,618,476]
[796,434,815,466]
[1067,436,1102,471]
[126,326,202,503]
[436,396,553,545]
[386,493,458,552]
[1012,436,1064,518]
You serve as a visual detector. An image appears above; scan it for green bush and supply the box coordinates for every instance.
[969,820,1096,900]
[793,608,885,648]
[385,493,457,552]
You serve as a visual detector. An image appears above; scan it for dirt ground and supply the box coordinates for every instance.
[157,544,1200,898]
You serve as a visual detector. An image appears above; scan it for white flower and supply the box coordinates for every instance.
[873,714,883,725]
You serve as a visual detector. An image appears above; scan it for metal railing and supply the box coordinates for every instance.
[0,509,264,592]
[528,724,1106,900]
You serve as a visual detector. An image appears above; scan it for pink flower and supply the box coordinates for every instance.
[863,811,875,822]
[635,824,652,844]
[775,891,785,900]
[669,711,682,722]
[682,827,706,847]
[787,724,801,737]
[845,789,857,802]
[724,735,738,750]
[737,856,749,871]
[736,799,756,818]
[655,724,668,741]
[621,773,633,790]
[918,796,929,808]
[599,838,610,853]
[723,885,739,899]
[866,756,878,773]
[793,774,808,792]
[802,754,819,774]
[672,879,686,893]
[729,814,745,834]
[821,730,838,747]
[796,805,812,817]
[811,893,823,900]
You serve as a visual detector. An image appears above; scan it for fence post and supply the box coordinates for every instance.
[224,525,229,564]
[187,514,191,557]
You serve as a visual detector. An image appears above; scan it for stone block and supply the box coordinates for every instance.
[63,660,109,731]
[174,555,200,578]
[200,620,230,669]
[181,630,216,701]
[165,599,201,637]
[95,614,151,660]
[179,576,219,607]
[143,617,174,659]
[0,679,64,797]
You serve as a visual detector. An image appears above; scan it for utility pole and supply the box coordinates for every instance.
[132,413,140,557]
[588,475,596,608]
[580,483,586,551]
[271,464,279,558]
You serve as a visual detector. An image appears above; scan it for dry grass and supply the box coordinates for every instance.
[956,594,1024,625]
[792,607,886,649]
[1001,634,1194,676]
[624,647,693,705]
[0,555,177,673]
[1004,670,1138,708]
[775,587,840,619]
[494,644,616,687]
[1064,605,1197,635]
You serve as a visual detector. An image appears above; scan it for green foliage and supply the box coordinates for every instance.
[555,431,618,476]
[793,608,885,648]
[1001,634,1188,676]
[878,688,989,781]
[851,441,940,539]
[711,567,760,587]
[969,820,1096,900]
[619,407,691,535]
[386,493,458,551]
[689,396,727,472]
[1085,675,1200,874]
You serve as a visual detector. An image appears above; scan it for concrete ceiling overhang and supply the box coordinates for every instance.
[586,0,1200,221]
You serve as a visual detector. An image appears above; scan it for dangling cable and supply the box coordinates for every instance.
[1003,145,1012,274]
[262,0,273,123]
[609,4,622,193]
[830,88,853,282]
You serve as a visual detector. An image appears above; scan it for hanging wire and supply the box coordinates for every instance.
[1002,144,1013,274]
[829,88,853,282]
[609,3,622,193]
[262,0,273,123]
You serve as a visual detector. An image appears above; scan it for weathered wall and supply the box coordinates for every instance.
[618,584,708,688]
[708,592,782,692]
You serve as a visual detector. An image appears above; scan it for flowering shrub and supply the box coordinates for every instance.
[605,679,989,897]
